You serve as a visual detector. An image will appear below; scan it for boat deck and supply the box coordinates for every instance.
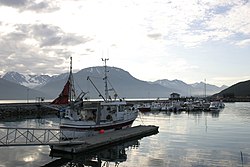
[50,125,159,153]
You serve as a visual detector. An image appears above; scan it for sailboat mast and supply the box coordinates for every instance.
[69,57,75,102]
[102,58,109,101]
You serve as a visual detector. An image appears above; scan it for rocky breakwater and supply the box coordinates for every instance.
[0,102,58,119]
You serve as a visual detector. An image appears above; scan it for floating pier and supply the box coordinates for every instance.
[51,125,159,153]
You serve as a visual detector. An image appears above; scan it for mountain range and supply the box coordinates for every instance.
[0,78,48,100]
[0,66,227,100]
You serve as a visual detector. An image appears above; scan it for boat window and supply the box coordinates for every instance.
[106,115,113,121]
[119,105,125,112]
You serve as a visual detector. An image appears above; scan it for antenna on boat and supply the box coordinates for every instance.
[102,58,109,101]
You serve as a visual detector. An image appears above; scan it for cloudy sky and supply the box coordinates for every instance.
[0,0,250,86]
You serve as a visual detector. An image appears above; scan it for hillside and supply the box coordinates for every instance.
[214,80,250,98]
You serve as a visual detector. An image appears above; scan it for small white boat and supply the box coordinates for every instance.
[209,101,225,111]
[137,103,151,112]
[56,58,138,139]
[165,101,183,112]
[150,102,162,111]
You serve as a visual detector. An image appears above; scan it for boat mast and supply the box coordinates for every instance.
[69,57,75,103]
[102,58,109,101]
[204,78,206,99]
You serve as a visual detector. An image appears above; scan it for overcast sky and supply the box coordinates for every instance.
[0,0,250,86]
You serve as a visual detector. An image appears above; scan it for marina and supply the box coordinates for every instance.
[0,0,249,166]
[0,97,225,117]
[0,59,246,166]
[0,102,249,166]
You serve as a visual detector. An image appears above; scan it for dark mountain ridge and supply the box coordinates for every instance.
[214,80,250,98]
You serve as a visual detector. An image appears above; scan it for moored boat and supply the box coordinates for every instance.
[137,103,151,112]
[209,101,225,111]
[58,58,138,139]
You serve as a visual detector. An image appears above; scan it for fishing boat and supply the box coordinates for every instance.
[57,58,138,139]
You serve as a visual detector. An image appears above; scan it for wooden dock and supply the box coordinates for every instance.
[50,125,159,153]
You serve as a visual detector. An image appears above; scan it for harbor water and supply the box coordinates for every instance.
[0,102,250,166]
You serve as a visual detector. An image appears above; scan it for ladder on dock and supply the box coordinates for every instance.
[0,127,81,146]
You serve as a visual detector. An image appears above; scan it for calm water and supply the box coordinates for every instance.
[0,102,250,167]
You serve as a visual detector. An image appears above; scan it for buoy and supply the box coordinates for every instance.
[99,129,105,134]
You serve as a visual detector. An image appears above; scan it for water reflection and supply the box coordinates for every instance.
[0,146,52,166]
[210,110,220,117]
[134,104,250,167]
[46,140,139,167]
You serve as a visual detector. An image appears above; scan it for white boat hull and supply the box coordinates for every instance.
[60,117,136,139]
[209,101,225,111]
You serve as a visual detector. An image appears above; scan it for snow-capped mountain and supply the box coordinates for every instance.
[2,71,52,88]
[154,79,227,96]
[37,66,168,99]
[1,68,228,99]
[154,79,188,90]
[0,78,49,100]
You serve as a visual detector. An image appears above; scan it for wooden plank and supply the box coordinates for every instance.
[50,125,159,153]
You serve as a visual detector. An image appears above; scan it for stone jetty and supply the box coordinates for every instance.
[0,102,58,119]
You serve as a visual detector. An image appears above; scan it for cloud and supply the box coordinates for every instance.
[0,0,59,13]
[16,24,91,47]
[26,1,59,12]
[141,0,250,47]
[198,1,250,45]
[3,0,248,48]
[147,33,162,40]
[0,0,27,7]
[235,39,250,46]
[2,0,249,48]
[0,23,92,75]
